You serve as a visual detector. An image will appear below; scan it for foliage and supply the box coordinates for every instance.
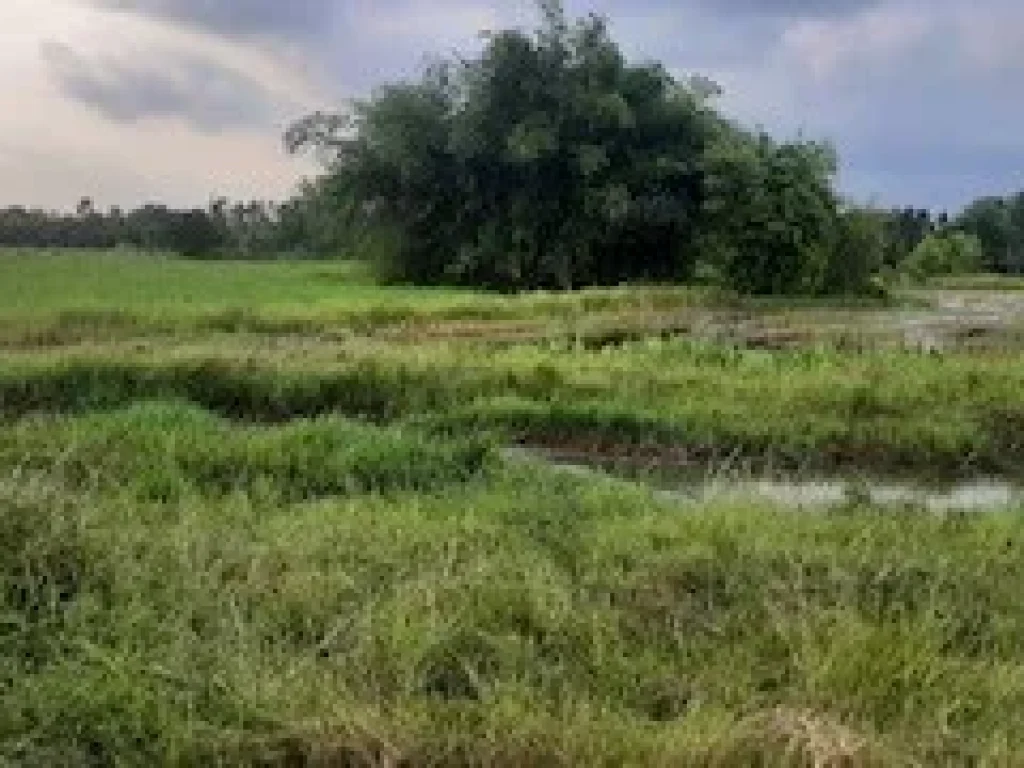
[0,197,333,260]
[956,193,1024,274]
[2,416,1024,764]
[2,333,1022,479]
[701,133,842,295]
[905,231,984,281]
[0,402,495,502]
[879,207,935,269]
[288,2,849,294]
[826,207,889,296]
[2,250,1024,763]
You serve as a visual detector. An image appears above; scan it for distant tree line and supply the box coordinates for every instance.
[0,188,332,260]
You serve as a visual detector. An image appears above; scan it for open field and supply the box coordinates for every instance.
[2,251,1022,353]
[3,251,1024,765]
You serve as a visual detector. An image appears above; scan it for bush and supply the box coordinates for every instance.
[905,232,984,281]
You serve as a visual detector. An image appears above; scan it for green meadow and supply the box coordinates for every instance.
[3,251,1024,765]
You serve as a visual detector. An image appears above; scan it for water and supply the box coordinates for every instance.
[665,477,1021,513]
[886,290,1024,352]
[679,290,1024,352]
[505,447,1022,513]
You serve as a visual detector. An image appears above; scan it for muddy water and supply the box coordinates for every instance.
[885,290,1024,352]
[505,448,1023,513]
[666,476,1021,512]
[682,290,1024,352]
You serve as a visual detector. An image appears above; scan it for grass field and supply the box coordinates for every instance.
[3,250,1024,765]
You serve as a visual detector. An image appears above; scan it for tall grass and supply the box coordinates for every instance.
[0,402,496,502]
[3,251,1024,764]
[2,341,1021,479]
[3,444,1022,764]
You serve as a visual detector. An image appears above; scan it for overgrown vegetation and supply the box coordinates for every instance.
[2,414,1023,765]
[1,338,1022,480]
[905,231,984,282]
[0,402,496,502]
[3,1,1022,292]
[287,2,865,294]
[0,191,330,260]
[3,1,1024,763]
[2,250,1023,764]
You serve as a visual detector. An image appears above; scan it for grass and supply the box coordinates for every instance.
[1,339,1021,479]
[0,249,396,311]
[0,249,723,347]
[2,250,1024,764]
[0,402,496,502]
[3,420,1022,764]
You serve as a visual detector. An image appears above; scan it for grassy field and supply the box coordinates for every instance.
[0,249,723,347]
[3,250,1024,765]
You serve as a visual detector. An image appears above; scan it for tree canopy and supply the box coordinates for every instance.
[955,194,1024,274]
[287,1,862,295]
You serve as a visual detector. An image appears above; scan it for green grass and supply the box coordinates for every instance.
[3,250,1024,764]
[0,249,405,311]
[0,249,722,347]
[2,420,1022,764]
[1,339,1021,479]
[0,402,495,502]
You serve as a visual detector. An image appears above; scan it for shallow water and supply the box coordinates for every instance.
[665,477,1021,512]
[506,448,1023,513]
[678,290,1024,352]
[882,290,1024,351]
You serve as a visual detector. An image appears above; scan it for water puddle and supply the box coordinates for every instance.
[680,290,1024,352]
[883,291,1024,352]
[505,447,1023,513]
[662,477,1021,513]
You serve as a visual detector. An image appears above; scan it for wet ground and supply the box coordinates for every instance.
[393,289,1024,353]
[689,290,1024,353]
[505,447,1023,514]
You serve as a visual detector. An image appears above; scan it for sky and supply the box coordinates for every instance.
[1,0,1022,212]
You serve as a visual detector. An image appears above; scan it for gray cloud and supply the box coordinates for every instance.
[687,0,881,17]
[13,0,1024,211]
[42,41,278,132]
[82,0,338,41]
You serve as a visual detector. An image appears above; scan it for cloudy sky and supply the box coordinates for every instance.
[1,0,1022,212]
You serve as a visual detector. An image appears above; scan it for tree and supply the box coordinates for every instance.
[701,132,841,295]
[166,209,225,258]
[957,196,1018,273]
[905,231,983,281]
[286,1,869,294]
[287,1,727,291]
[826,207,887,295]
[880,207,934,269]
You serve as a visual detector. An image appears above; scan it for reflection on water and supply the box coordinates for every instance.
[506,448,1022,513]
[664,477,1021,512]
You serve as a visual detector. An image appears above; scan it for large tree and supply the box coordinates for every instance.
[288,1,855,294]
[291,5,694,289]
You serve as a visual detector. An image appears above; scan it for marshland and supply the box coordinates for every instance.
[3,2,1024,765]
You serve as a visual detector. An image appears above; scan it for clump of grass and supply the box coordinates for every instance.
[0,401,496,502]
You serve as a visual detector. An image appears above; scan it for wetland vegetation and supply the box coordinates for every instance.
[3,2,1024,765]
